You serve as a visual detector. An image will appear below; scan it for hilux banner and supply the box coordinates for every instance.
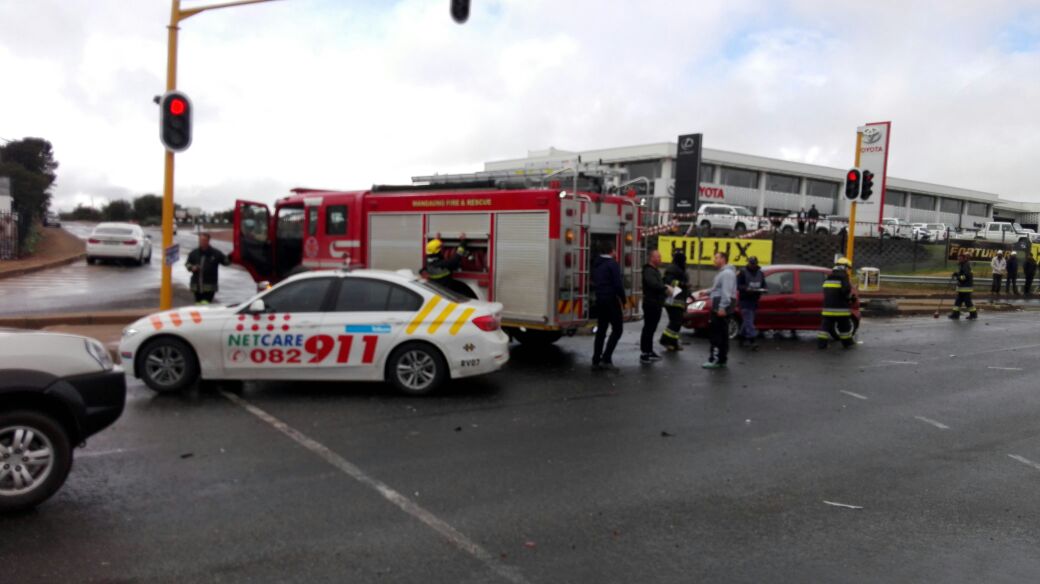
[948,239,1040,262]
[658,236,773,267]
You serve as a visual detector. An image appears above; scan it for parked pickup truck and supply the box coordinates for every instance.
[880,217,914,239]
[974,222,1040,245]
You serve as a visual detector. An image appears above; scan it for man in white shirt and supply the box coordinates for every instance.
[991,251,1007,296]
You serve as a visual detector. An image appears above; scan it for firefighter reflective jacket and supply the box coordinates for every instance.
[425,243,468,280]
[822,268,853,317]
[953,262,974,293]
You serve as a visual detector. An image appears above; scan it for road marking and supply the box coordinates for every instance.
[77,448,131,458]
[914,416,950,430]
[823,500,863,510]
[881,360,918,365]
[221,391,530,584]
[987,366,1024,371]
[1009,454,1040,472]
[840,390,868,400]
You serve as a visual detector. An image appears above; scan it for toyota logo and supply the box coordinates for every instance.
[862,127,883,145]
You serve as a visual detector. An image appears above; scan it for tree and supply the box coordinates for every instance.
[132,194,163,224]
[103,200,133,222]
[214,208,234,223]
[67,205,103,222]
[0,137,58,221]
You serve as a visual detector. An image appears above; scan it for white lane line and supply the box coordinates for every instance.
[221,391,530,584]
[1009,454,1040,472]
[823,500,863,510]
[78,448,131,458]
[988,366,1024,371]
[881,360,919,365]
[914,416,950,430]
[840,390,869,400]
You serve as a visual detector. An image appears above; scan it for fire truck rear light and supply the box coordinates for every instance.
[565,228,575,244]
[564,252,572,268]
[472,314,500,332]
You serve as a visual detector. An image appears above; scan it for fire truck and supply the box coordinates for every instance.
[231,177,643,345]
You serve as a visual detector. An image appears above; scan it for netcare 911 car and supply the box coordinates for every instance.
[119,269,510,395]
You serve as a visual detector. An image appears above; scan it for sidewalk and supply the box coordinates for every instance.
[0,227,85,280]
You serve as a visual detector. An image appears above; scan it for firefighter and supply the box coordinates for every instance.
[660,249,689,352]
[186,233,231,304]
[949,251,978,320]
[424,237,471,296]
[818,257,856,349]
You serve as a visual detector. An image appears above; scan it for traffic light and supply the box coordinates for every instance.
[844,169,861,200]
[860,170,875,201]
[160,91,192,153]
[450,0,470,23]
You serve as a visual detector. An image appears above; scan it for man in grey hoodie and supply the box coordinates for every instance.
[704,251,737,369]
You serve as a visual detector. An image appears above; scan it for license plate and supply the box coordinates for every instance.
[104,240,122,245]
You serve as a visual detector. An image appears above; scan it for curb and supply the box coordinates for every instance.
[0,310,151,330]
[0,252,86,281]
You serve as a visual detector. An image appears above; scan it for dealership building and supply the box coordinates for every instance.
[414,142,1040,230]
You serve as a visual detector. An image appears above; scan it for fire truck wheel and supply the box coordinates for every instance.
[386,342,447,396]
[511,329,563,346]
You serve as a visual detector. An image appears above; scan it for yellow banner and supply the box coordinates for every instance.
[658,236,773,267]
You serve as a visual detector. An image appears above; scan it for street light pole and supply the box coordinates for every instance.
[159,0,285,310]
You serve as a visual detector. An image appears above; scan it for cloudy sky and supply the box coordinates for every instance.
[2,0,1039,211]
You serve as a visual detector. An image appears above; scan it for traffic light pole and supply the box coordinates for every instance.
[844,130,863,265]
[159,0,285,310]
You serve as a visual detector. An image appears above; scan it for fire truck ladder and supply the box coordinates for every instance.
[568,194,593,322]
[622,197,643,317]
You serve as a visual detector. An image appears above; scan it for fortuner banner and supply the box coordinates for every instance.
[658,236,773,267]
[948,239,1039,262]
[856,122,891,224]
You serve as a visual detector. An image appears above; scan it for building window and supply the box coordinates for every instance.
[700,163,716,183]
[940,198,962,215]
[910,193,937,211]
[719,166,759,189]
[766,173,800,194]
[805,179,838,200]
[885,190,906,207]
[967,202,989,217]
[625,161,662,181]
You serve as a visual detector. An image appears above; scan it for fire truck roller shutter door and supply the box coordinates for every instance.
[369,214,423,272]
[426,213,490,241]
[494,212,551,322]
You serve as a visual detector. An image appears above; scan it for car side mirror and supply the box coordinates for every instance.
[248,299,266,313]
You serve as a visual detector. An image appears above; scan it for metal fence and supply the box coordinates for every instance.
[0,211,23,260]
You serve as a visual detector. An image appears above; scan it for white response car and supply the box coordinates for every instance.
[86,222,152,266]
[119,269,510,395]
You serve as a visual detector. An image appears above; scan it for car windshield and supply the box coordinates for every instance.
[94,227,134,235]
[417,280,473,303]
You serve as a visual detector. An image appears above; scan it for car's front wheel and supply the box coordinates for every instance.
[386,343,447,396]
[728,316,742,339]
[0,410,73,513]
[138,337,200,393]
[733,223,746,233]
[781,226,795,234]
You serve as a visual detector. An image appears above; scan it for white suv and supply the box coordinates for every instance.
[696,204,762,233]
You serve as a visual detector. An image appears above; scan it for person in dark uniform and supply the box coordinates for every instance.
[818,257,856,349]
[807,204,820,233]
[640,250,666,364]
[1024,252,1037,296]
[797,208,807,234]
[424,237,472,297]
[660,250,689,352]
[949,251,978,320]
[591,241,626,372]
[186,233,231,304]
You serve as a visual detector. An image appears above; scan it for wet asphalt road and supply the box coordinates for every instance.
[0,223,257,316]
[4,313,1040,583]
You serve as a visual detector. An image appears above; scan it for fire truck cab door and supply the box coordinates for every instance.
[234,199,274,283]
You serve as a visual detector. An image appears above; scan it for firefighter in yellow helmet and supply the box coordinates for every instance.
[424,236,472,296]
[818,257,856,349]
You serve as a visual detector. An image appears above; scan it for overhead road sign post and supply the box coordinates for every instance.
[674,133,703,215]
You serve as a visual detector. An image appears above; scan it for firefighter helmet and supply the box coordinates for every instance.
[426,239,443,255]
[835,257,852,269]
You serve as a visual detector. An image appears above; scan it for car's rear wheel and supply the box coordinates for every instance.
[727,316,742,339]
[733,223,746,233]
[139,337,200,393]
[0,410,73,513]
[386,343,447,396]
[816,227,829,235]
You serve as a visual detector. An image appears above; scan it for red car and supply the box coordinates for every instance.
[683,264,861,338]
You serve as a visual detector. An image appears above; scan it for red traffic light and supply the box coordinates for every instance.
[169,98,186,116]
[847,170,859,182]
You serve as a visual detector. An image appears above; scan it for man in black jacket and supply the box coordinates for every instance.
[186,233,231,304]
[591,241,626,372]
[640,250,665,364]
[807,205,820,232]
[1006,251,1019,295]
[1024,252,1037,296]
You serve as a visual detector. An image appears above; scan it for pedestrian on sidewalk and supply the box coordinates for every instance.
[186,233,231,304]
[991,251,1006,296]
[736,256,766,349]
[1006,251,1019,295]
[807,204,820,232]
[949,251,977,320]
[1024,253,1037,295]
[797,208,807,234]
[640,250,666,364]
[703,251,736,369]
[591,241,625,372]
[660,250,689,352]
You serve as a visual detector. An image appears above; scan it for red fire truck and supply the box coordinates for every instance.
[231,181,642,345]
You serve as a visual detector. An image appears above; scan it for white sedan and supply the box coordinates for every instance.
[86,222,153,266]
[119,269,510,395]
